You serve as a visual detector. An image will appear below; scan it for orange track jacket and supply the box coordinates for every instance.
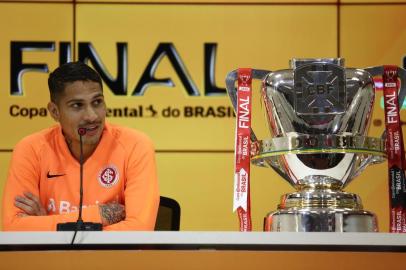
[2,122,159,231]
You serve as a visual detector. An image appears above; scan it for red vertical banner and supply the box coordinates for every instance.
[382,65,406,233]
[233,68,253,231]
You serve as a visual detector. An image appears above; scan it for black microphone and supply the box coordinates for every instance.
[77,127,86,227]
[57,127,102,243]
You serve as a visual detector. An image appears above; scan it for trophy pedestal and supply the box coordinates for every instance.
[264,209,377,232]
[264,187,378,232]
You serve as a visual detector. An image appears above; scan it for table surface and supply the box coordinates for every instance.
[1,231,406,251]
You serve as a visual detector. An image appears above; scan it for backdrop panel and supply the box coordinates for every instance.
[77,0,337,3]
[0,3,73,149]
[156,152,292,231]
[341,0,406,3]
[76,4,337,151]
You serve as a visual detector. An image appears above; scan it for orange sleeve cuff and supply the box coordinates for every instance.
[82,205,103,224]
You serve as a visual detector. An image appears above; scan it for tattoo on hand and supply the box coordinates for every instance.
[100,203,125,226]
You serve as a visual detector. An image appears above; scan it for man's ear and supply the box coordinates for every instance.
[47,102,60,121]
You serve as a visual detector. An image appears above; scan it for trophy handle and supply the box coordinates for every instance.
[225,69,271,142]
[365,66,406,139]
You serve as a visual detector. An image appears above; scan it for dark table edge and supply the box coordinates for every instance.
[1,244,406,252]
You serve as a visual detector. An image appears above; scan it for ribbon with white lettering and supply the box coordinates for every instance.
[233,68,252,231]
[382,65,406,233]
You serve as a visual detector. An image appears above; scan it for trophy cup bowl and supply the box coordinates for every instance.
[226,58,406,232]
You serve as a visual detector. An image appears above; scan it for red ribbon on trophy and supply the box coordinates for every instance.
[233,68,253,231]
[382,65,406,233]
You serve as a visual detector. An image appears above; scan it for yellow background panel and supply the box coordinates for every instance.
[0,0,73,3]
[0,3,73,149]
[340,5,406,67]
[342,0,406,3]
[76,4,337,151]
[77,0,337,3]
[156,152,292,231]
[1,0,71,2]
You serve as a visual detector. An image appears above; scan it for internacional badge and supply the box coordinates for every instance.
[98,165,120,188]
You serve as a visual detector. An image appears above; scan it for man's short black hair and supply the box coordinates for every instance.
[48,61,103,102]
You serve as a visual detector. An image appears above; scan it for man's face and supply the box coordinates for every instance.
[48,80,106,146]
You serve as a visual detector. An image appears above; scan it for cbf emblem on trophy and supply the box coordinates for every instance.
[226,59,406,232]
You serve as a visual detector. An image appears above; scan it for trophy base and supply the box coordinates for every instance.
[264,209,378,232]
[262,178,379,232]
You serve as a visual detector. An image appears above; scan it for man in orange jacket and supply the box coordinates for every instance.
[2,61,159,231]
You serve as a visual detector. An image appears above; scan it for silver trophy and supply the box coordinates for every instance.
[226,58,406,232]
